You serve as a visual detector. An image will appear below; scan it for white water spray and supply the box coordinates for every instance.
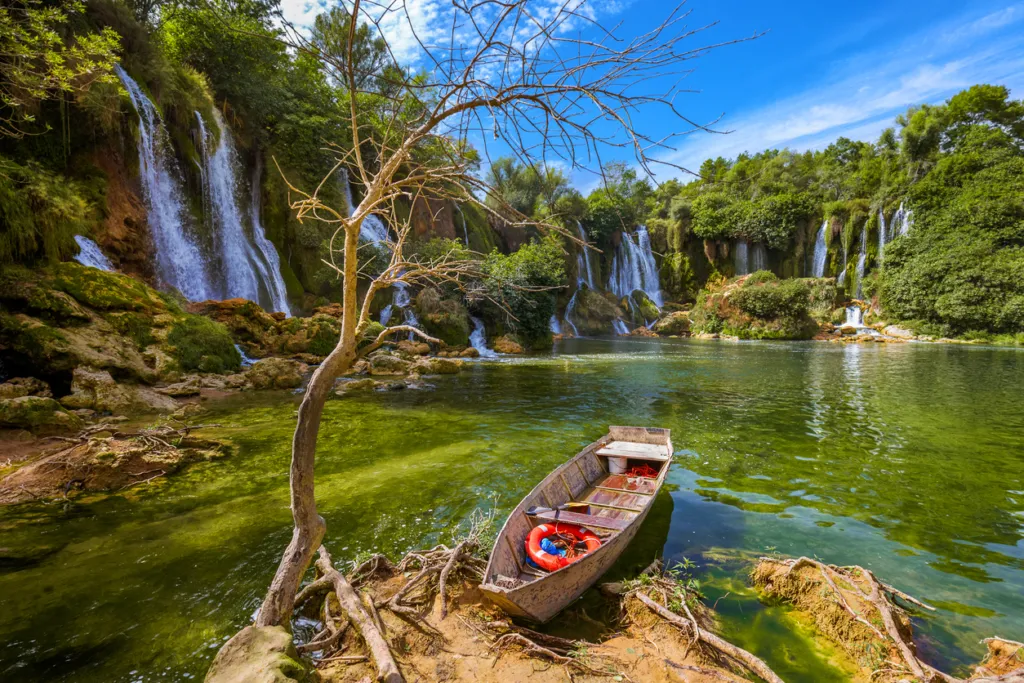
[116,66,213,301]
[73,236,114,271]
[854,222,868,299]
[469,316,497,357]
[734,241,749,275]
[611,319,630,335]
[195,110,291,314]
[610,226,663,313]
[575,221,597,290]
[810,220,828,277]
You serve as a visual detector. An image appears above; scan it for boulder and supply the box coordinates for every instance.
[840,326,858,336]
[883,325,915,339]
[629,326,658,337]
[205,625,313,683]
[397,340,431,356]
[492,336,525,354]
[335,378,377,396]
[459,347,480,358]
[245,358,309,390]
[414,357,464,375]
[0,396,83,432]
[312,302,344,318]
[0,383,28,399]
[570,289,624,336]
[652,311,691,336]
[368,353,414,376]
[60,367,179,414]
[156,376,202,397]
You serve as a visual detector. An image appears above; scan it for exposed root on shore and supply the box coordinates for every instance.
[753,556,1024,683]
[0,421,228,504]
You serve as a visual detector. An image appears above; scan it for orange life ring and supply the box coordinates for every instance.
[525,522,601,572]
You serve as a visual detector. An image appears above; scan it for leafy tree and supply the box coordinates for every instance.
[0,0,120,138]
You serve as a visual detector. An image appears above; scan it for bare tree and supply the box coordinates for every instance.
[250,0,747,659]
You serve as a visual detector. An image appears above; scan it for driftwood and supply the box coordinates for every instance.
[314,545,402,683]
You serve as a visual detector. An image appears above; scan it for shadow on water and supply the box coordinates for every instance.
[0,338,1022,681]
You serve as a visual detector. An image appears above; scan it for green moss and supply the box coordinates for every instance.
[167,316,241,374]
[306,315,341,356]
[105,312,156,349]
[51,262,167,312]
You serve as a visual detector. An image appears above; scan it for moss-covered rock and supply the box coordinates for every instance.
[368,353,414,376]
[570,289,624,336]
[653,311,691,336]
[59,367,178,414]
[492,335,525,353]
[244,358,308,390]
[205,625,313,683]
[167,317,242,374]
[415,288,470,346]
[414,357,464,375]
[0,396,83,432]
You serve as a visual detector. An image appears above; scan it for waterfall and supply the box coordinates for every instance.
[877,209,888,264]
[611,318,630,335]
[837,241,848,287]
[392,282,418,339]
[195,110,292,314]
[469,316,498,357]
[564,290,581,336]
[854,222,867,299]
[751,243,768,272]
[575,221,597,290]
[73,236,114,271]
[250,161,293,314]
[893,201,913,237]
[844,306,864,327]
[549,315,562,335]
[115,66,213,301]
[734,241,749,275]
[810,220,828,277]
[454,203,469,247]
[379,305,393,326]
[610,226,662,307]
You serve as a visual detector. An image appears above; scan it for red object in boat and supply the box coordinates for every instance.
[525,523,601,572]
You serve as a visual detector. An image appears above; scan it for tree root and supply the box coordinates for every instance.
[312,545,403,683]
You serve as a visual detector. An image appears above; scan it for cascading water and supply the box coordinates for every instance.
[611,319,630,335]
[575,222,597,290]
[564,290,582,336]
[234,344,257,367]
[877,209,888,264]
[195,110,292,314]
[454,203,469,247]
[893,201,913,236]
[549,315,562,335]
[469,316,498,358]
[837,241,848,287]
[751,243,768,272]
[844,306,864,327]
[734,241,749,275]
[116,66,213,301]
[810,220,828,277]
[73,236,114,271]
[610,226,663,318]
[854,222,868,299]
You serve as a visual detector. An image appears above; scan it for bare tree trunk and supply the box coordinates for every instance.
[256,225,362,628]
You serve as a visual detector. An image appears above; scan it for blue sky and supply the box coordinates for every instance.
[280,0,1024,188]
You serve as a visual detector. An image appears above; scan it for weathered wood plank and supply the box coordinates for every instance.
[530,509,632,531]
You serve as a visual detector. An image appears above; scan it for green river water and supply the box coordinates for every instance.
[1,338,1022,682]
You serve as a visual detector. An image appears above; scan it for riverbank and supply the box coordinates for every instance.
[0,339,1021,681]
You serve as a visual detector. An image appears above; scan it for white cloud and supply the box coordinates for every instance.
[658,4,1024,180]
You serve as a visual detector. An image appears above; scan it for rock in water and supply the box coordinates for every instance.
[652,311,691,336]
[492,336,525,354]
[205,625,312,683]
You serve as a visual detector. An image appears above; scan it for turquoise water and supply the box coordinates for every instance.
[0,338,1021,681]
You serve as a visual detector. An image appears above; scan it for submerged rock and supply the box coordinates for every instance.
[368,353,414,376]
[414,357,464,375]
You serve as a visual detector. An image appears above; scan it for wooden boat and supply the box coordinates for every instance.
[480,426,673,623]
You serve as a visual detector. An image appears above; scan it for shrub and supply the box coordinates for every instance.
[167,316,241,373]
[482,236,566,347]
[732,279,810,320]
[743,270,778,286]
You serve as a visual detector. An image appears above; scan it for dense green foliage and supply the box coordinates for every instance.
[482,236,566,347]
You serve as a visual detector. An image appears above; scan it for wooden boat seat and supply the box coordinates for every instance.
[583,487,646,511]
[531,508,633,531]
[596,441,670,462]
